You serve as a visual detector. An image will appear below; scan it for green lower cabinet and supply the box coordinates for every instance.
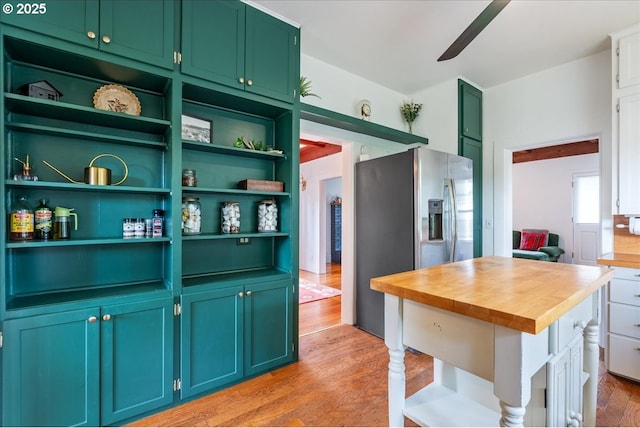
[180,279,293,399]
[100,298,174,425]
[2,308,100,427]
[180,286,244,399]
[244,279,293,375]
[1,298,174,427]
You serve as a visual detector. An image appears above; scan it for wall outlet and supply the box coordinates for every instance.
[237,237,251,245]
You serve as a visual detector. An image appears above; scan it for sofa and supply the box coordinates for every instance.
[512,230,565,262]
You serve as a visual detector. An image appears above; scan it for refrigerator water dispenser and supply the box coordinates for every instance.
[428,199,443,241]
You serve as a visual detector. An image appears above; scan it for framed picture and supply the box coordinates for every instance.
[181,114,212,143]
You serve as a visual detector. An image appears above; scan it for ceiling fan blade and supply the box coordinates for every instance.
[437,0,510,62]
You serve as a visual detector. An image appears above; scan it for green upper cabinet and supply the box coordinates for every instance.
[2,309,100,427]
[459,79,483,141]
[0,0,175,69]
[181,0,299,103]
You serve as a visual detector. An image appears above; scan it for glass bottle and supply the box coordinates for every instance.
[13,155,38,181]
[9,195,34,241]
[34,198,52,240]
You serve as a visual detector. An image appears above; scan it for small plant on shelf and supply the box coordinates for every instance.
[300,76,320,99]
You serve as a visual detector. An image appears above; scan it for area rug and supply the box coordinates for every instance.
[299,278,341,304]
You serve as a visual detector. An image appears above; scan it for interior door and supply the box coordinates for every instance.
[572,173,600,266]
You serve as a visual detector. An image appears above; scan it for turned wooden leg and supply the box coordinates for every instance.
[385,294,406,427]
[583,319,600,427]
[500,401,526,427]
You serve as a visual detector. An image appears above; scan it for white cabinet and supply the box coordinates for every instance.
[611,25,640,214]
[547,335,585,427]
[606,266,640,381]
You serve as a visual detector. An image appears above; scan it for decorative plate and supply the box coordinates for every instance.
[93,84,141,116]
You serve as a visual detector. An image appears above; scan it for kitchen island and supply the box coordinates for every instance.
[371,256,613,427]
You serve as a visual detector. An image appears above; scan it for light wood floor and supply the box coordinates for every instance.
[299,263,342,336]
[131,264,640,427]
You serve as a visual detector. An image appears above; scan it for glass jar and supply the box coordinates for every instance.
[221,201,240,234]
[122,218,135,238]
[152,209,164,237]
[182,197,201,234]
[182,169,197,187]
[257,199,278,232]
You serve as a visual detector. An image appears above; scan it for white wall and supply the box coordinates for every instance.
[411,78,459,154]
[484,50,613,258]
[301,54,408,131]
[300,152,342,274]
[512,153,599,262]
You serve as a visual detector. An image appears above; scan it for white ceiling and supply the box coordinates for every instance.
[252,0,640,94]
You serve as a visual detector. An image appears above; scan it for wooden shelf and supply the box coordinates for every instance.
[301,103,429,146]
[182,186,289,197]
[182,140,285,159]
[7,237,171,249]
[403,384,500,427]
[182,232,288,241]
[6,180,170,194]
[182,268,292,288]
[5,93,171,134]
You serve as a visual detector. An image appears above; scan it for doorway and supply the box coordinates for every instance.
[572,172,600,266]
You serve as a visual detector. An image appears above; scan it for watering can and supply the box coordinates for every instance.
[42,154,128,186]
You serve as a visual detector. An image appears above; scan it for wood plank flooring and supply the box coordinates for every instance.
[299,264,342,336]
[131,264,640,427]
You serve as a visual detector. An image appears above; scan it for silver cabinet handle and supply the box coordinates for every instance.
[102,35,111,44]
[238,292,244,297]
[88,316,97,323]
[247,79,253,86]
[102,314,111,321]
[246,291,252,296]
[87,31,96,39]
[238,77,244,84]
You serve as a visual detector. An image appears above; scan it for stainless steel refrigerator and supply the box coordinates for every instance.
[355,146,474,338]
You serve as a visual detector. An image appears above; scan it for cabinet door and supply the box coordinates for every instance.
[244,279,293,376]
[618,31,640,89]
[99,0,175,69]
[546,348,571,427]
[100,298,174,425]
[618,92,640,214]
[245,7,298,103]
[2,309,100,427]
[0,0,99,48]
[181,0,245,88]
[459,80,483,141]
[181,286,244,399]
[460,136,483,258]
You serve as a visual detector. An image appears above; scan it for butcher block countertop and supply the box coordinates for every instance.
[370,256,613,335]
[596,252,640,269]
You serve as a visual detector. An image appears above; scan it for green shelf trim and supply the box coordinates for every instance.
[182,268,292,289]
[181,187,289,197]
[5,93,171,134]
[182,232,288,241]
[182,140,286,159]
[6,237,171,249]
[7,122,167,150]
[300,103,429,146]
[6,281,170,314]
[5,180,170,194]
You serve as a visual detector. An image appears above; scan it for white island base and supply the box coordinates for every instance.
[385,295,599,427]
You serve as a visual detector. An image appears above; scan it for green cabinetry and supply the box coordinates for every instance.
[181,0,298,103]
[181,278,293,399]
[2,298,173,427]
[1,0,299,425]
[458,79,483,257]
[0,0,175,69]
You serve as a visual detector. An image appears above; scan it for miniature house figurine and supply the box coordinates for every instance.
[18,80,62,101]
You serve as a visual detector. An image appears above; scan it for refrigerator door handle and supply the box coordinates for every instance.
[445,178,458,263]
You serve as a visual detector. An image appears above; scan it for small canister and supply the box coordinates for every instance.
[257,199,278,232]
[152,209,164,237]
[122,218,134,238]
[221,201,240,234]
[134,218,145,238]
[182,169,197,187]
[182,197,201,234]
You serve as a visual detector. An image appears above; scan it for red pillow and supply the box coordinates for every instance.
[519,231,549,251]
